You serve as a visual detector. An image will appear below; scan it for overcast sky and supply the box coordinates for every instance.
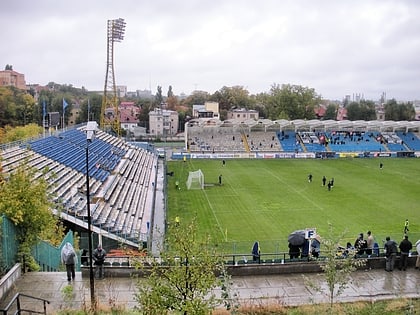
[1,0,419,101]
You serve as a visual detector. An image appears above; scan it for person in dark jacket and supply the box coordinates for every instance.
[398,235,413,271]
[384,236,398,272]
[93,244,107,279]
[288,242,301,259]
[354,233,367,256]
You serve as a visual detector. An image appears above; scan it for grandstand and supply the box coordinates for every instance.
[0,125,162,250]
[185,119,420,157]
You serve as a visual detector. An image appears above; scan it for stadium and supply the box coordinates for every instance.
[1,118,420,264]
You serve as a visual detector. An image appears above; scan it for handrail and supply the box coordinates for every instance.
[0,293,50,315]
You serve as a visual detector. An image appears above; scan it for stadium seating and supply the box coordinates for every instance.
[1,127,159,248]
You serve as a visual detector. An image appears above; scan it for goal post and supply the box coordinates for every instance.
[186,169,204,190]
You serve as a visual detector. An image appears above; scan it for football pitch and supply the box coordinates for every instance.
[166,158,419,255]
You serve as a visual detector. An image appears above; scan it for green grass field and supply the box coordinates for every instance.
[167,158,419,255]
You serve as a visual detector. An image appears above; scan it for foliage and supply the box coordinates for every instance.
[0,86,37,127]
[0,123,43,144]
[134,218,229,314]
[324,104,338,120]
[304,223,366,311]
[76,94,103,124]
[263,84,320,120]
[384,99,415,121]
[0,160,62,266]
[346,100,376,120]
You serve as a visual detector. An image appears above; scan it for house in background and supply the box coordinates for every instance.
[0,69,26,90]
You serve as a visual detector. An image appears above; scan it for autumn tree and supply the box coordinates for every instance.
[135,219,229,315]
[0,161,62,269]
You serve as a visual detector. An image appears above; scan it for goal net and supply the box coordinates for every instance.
[186,169,204,190]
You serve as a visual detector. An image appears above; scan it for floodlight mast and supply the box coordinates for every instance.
[100,18,126,137]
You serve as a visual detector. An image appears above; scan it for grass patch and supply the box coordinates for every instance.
[167,158,419,254]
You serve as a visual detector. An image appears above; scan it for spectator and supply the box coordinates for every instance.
[311,236,321,258]
[415,239,420,270]
[301,239,310,261]
[288,243,301,260]
[93,244,107,279]
[252,241,260,263]
[354,233,367,256]
[399,235,412,271]
[61,242,77,282]
[384,236,398,272]
[366,231,374,256]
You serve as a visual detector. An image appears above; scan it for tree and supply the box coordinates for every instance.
[0,160,62,269]
[167,85,174,98]
[305,224,366,312]
[4,64,13,70]
[77,94,103,124]
[155,86,163,108]
[134,219,229,315]
[264,84,320,120]
[324,104,338,120]
[346,100,376,121]
[384,99,415,121]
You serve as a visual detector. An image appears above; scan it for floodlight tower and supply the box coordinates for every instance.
[100,18,126,137]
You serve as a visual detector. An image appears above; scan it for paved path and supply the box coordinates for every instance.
[1,269,419,313]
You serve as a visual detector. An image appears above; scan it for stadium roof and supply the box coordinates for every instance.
[188,118,420,132]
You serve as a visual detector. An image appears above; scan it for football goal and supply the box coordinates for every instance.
[186,169,205,190]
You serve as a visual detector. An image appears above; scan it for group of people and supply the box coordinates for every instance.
[308,174,334,191]
[288,237,321,260]
[60,243,107,281]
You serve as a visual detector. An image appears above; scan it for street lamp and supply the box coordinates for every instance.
[85,121,98,309]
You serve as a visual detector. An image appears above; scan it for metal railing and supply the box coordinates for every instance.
[0,293,49,315]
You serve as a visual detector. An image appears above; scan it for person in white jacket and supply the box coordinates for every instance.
[61,242,77,281]
[415,240,420,270]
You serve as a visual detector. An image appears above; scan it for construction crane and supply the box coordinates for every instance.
[100,18,126,137]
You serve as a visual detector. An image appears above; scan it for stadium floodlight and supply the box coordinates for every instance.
[85,121,98,309]
[110,18,126,42]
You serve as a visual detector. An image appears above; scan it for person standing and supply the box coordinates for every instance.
[252,241,261,263]
[366,231,374,256]
[354,233,367,256]
[308,174,312,182]
[93,244,107,279]
[61,242,77,282]
[384,236,398,272]
[398,235,412,271]
[311,236,321,258]
[404,219,409,235]
[415,239,420,270]
[322,176,326,186]
[219,174,222,185]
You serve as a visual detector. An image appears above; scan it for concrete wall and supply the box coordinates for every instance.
[80,256,418,278]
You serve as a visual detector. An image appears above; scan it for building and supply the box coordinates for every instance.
[0,70,26,90]
[192,101,219,119]
[227,108,259,121]
[116,85,127,98]
[149,108,179,137]
[120,102,140,133]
